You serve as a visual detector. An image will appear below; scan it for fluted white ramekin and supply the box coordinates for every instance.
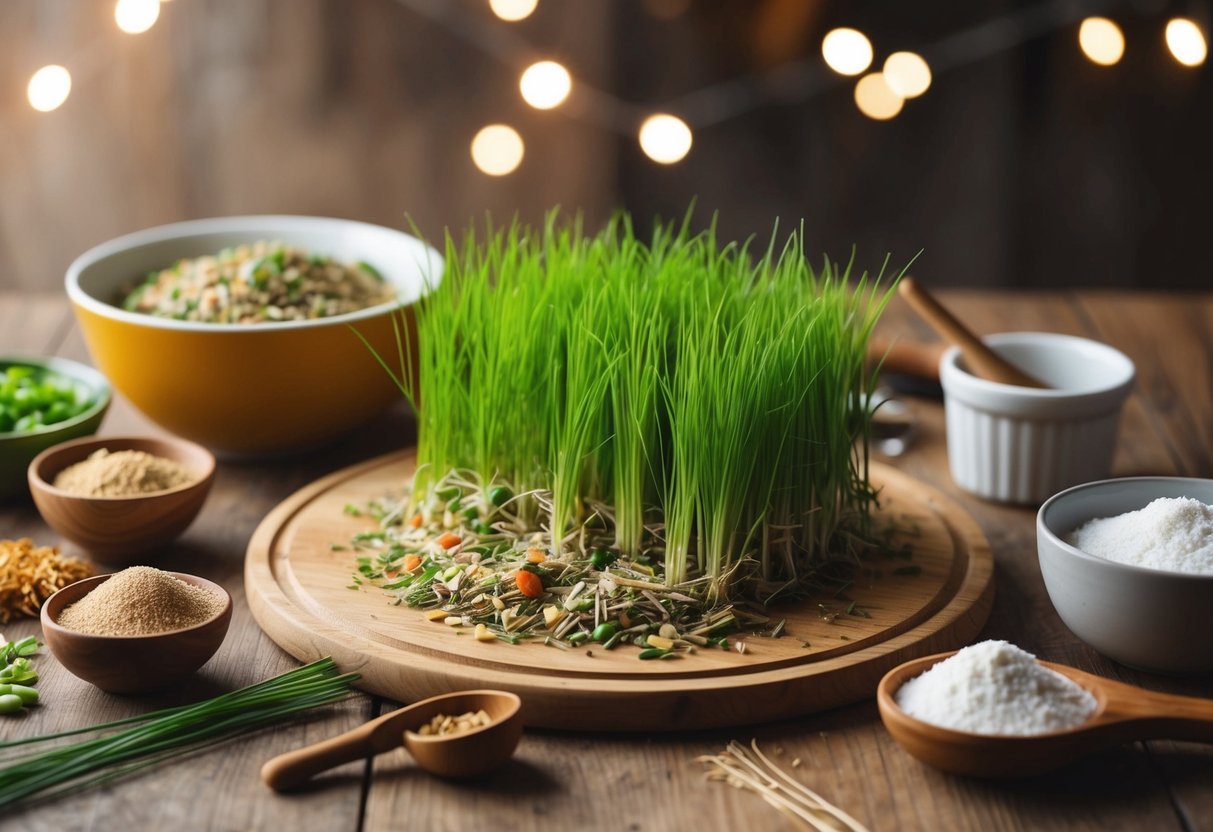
[940,332,1135,504]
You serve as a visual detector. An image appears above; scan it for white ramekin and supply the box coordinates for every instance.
[939,332,1135,504]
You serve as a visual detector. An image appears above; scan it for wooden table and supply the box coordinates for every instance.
[3,290,1210,831]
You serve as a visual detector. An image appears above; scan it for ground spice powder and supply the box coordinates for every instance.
[58,566,224,636]
[53,449,196,497]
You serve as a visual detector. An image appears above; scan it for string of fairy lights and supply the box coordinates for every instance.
[24,0,1212,176]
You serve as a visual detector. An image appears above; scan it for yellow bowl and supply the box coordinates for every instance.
[66,216,441,455]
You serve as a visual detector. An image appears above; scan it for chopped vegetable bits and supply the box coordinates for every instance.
[0,365,94,434]
[121,241,395,323]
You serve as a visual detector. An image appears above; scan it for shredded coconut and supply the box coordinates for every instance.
[895,640,1097,735]
[1066,496,1213,575]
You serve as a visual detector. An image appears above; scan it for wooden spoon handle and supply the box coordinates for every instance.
[261,723,378,791]
[1104,686,1213,742]
[868,336,946,381]
[897,278,1047,388]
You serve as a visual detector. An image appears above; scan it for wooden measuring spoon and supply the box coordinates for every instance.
[261,689,523,790]
[877,651,1213,778]
[897,277,1048,388]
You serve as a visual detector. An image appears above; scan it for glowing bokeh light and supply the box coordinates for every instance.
[638,114,693,164]
[882,51,932,97]
[471,125,525,176]
[519,61,572,109]
[854,72,904,120]
[1166,18,1207,67]
[822,28,873,76]
[1078,17,1125,66]
[28,65,72,112]
[489,0,538,22]
[115,0,161,34]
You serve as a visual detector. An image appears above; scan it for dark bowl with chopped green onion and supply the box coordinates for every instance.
[0,356,110,499]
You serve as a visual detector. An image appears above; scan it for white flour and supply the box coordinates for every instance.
[895,640,1097,736]
[1066,496,1213,575]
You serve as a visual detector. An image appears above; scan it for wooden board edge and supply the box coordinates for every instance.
[246,453,996,731]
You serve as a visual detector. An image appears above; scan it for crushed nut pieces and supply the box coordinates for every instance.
[0,538,94,623]
[414,709,492,737]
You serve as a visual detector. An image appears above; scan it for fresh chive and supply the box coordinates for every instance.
[0,659,357,807]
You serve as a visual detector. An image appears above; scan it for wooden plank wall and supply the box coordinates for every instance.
[0,0,616,291]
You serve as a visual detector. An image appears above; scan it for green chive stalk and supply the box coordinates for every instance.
[0,658,358,808]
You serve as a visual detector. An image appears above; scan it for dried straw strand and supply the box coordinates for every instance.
[697,740,869,832]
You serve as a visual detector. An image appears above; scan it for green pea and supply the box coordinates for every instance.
[591,622,617,643]
[0,694,23,714]
[589,548,618,570]
[435,486,461,502]
[473,521,494,535]
[0,684,37,705]
[462,506,479,521]
[488,485,512,507]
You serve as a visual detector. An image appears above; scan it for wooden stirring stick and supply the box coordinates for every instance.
[897,277,1049,388]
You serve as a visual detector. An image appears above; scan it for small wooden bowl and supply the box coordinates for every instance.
[40,572,232,694]
[28,435,216,562]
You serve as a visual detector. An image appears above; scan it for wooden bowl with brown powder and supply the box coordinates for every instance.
[41,568,232,693]
[28,435,215,562]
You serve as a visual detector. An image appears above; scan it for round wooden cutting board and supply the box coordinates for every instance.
[246,450,994,731]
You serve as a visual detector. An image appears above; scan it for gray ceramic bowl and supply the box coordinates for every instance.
[1037,477,1213,674]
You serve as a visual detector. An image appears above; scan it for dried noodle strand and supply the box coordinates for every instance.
[697,740,870,832]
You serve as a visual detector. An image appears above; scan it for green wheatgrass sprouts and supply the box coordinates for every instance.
[359,211,905,652]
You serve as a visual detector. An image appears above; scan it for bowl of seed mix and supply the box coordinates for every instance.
[65,215,442,454]
[28,435,215,562]
[41,566,232,693]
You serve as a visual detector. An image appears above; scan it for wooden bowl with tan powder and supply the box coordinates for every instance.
[41,569,231,693]
[28,435,215,562]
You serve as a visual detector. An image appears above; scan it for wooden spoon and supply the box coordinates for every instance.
[877,651,1213,778]
[261,689,523,790]
[897,277,1049,388]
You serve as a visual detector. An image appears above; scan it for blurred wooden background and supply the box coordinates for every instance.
[2,0,1210,291]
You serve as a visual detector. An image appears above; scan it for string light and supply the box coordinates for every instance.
[114,0,160,34]
[882,52,931,98]
[27,65,72,112]
[1165,17,1207,66]
[821,28,873,76]
[854,73,903,121]
[519,60,571,109]
[488,0,537,23]
[638,114,693,164]
[471,124,525,175]
[1078,17,1125,66]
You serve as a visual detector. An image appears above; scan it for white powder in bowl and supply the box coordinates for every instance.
[1066,496,1213,575]
[895,640,1097,735]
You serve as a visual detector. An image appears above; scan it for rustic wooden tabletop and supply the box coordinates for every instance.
[2,290,1210,832]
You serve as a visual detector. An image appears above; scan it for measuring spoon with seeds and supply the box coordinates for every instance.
[261,689,523,789]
